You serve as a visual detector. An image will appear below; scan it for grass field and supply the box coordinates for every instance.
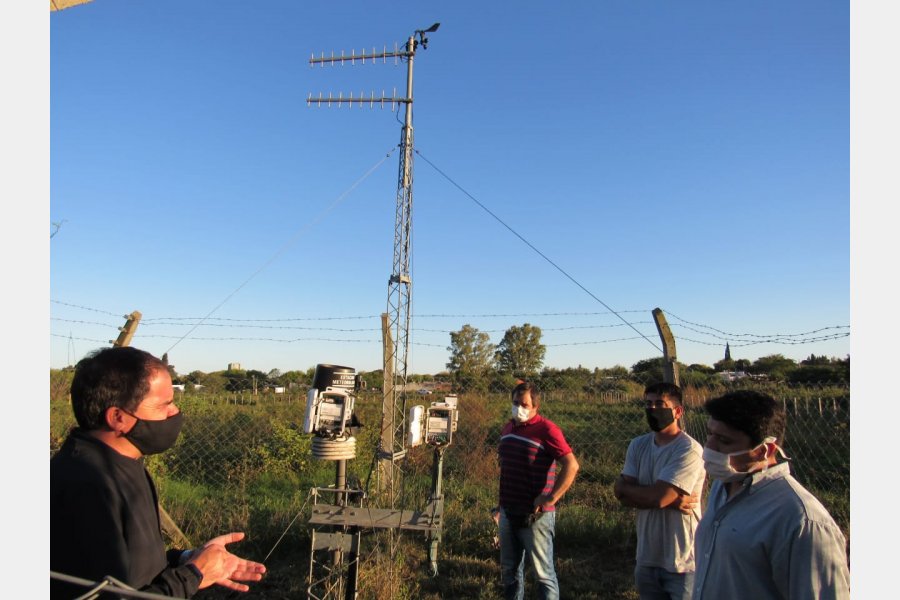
[50,382,849,599]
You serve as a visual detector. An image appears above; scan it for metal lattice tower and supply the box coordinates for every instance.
[306,25,440,599]
[307,24,439,509]
[381,31,418,507]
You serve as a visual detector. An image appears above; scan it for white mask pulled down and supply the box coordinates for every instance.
[702,436,782,482]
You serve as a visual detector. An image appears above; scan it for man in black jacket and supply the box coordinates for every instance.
[51,346,266,598]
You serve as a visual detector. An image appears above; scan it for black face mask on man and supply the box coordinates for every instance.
[122,410,184,455]
[645,407,675,432]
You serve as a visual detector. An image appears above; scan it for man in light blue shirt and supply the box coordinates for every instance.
[693,390,849,600]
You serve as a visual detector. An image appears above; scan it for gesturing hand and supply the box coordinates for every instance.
[190,532,267,592]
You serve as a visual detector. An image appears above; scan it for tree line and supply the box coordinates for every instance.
[49,325,848,400]
[443,323,849,391]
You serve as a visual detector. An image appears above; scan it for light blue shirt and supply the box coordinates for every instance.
[693,462,850,600]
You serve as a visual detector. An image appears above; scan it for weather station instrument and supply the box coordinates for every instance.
[304,23,452,599]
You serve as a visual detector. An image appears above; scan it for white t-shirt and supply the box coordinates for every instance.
[622,430,706,573]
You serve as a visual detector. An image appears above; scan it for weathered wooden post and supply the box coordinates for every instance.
[652,308,680,387]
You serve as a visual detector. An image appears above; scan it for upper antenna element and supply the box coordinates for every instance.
[307,23,440,108]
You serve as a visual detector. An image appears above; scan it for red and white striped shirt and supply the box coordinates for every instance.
[498,413,573,515]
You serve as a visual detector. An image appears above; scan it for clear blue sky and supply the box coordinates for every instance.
[17,2,899,591]
[49,0,850,376]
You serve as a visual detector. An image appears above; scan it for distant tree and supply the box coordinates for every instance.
[199,372,228,394]
[680,363,719,387]
[447,324,496,391]
[838,355,850,381]
[734,358,752,372]
[359,369,383,392]
[630,357,666,384]
[267,369,283,381]
[540,366,592,392]
[246,369,268,387]
[488,371,521,394]
[280,370,312,389]
[222,368,266,392]
[788,364,848,385]
[433,371,451,381]
[713,358,736,372]
[494,323,545,378]
[577,366,631,394]
[680,367,718,387]
[185,370,206,384]
[749,354,799,381]
[538,367,564,391]
[801,354,832,366]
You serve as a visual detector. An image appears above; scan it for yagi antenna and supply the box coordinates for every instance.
[304,23,444,598]
[307,25,439,109]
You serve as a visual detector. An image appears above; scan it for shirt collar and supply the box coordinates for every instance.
[744,461,791,494]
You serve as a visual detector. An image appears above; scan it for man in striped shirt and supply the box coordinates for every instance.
[497,381,579,600]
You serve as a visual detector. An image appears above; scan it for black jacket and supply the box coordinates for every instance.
[50,429,201,598]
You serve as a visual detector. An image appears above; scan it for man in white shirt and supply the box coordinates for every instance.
[614,382,706,600]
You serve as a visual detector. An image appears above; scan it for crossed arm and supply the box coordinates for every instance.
[614,474,698,514]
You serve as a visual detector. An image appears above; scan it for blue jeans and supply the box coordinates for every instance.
[499,508,559,600]
[634,565,694,600]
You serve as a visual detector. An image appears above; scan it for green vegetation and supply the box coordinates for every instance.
[50,373,848,599]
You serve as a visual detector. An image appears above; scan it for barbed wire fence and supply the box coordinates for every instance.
[50,370,849,598]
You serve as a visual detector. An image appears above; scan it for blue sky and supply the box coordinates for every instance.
[49,0,850,376]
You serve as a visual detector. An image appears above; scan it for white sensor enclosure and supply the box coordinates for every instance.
[303,387,355,435]
[425,396,458,446]
[408,405,425,447]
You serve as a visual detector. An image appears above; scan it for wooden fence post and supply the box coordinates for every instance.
[652,308,680,387]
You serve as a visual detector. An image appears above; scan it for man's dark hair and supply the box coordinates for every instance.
[704,390,786,445]
[511,381,541,408]
[70,346,168,430]
[644,382,683,407]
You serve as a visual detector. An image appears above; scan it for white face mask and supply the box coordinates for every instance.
[702,436,775,482]
[512,404,531,423]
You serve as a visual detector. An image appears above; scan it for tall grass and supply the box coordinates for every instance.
[50,382,849,599]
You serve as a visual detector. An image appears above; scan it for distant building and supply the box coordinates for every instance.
[228,362,241,371]
[718,370,749,382]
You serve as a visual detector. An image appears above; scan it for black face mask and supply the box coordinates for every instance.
[123,410,183,455]
[645,407,675,432]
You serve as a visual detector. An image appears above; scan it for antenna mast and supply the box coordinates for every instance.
[383,28,418,507]
[308,23,440,507]
[306,25,443,598]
